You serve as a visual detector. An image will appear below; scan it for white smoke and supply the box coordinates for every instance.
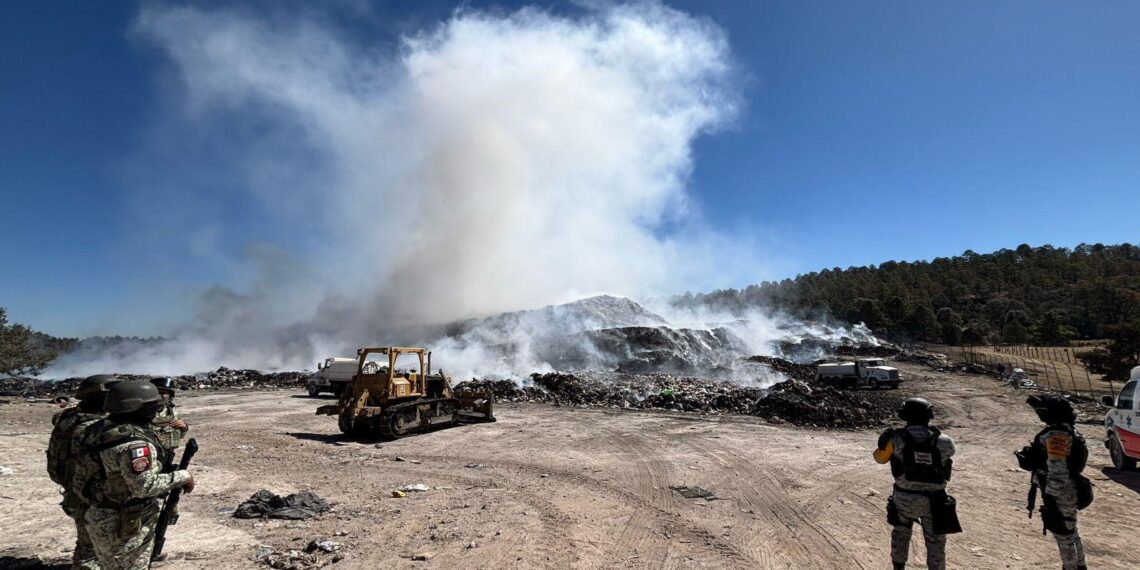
[45,2,771,378]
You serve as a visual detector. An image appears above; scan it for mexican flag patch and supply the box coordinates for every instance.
[128,446,151,472]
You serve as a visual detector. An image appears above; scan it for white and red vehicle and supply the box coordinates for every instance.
[1101,365,1140,471]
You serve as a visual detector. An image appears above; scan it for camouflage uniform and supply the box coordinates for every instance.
[47,407,105,570]
[80,421,189,570]
[150,401,185,451]
[876,425,956,570]
[1035,425,1087,570]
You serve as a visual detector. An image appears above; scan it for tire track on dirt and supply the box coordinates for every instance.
[670,433,866,570]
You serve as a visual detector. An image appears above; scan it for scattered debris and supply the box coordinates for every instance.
[304,540,341,553]
[400,484,430,493]
[464,463,485,469]
[0,465,13,476]
[391,490,407,498]
[670,485,717,500]
[234,490,331,520]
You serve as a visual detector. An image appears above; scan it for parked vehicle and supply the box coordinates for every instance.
[814,358,901,390]
[305,357,357,397]
[1101,365,1140,471]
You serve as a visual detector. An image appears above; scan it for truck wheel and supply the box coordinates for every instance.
[1109,434,1137,471]
[307,384,321,397]
[868,379,879,390]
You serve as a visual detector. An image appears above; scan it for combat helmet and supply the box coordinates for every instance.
[1026,394,1076,425]
[898,397,934,424]
[150,377,178,394]
[104,380,164,415]
[75,374,120,401]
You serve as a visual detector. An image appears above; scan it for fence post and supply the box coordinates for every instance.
[1065,363,1081,395]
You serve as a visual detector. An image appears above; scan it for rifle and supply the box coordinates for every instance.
[152,438,198,561]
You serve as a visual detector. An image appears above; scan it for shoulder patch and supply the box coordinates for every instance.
[126,445,151,473]
[1045,433,1071,460]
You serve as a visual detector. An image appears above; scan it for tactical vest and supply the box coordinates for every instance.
[889,427,948,484]
[1032,423,1092,509]
[1032,423,1089,475]
[70,419,171,508]
[46,408,102,486]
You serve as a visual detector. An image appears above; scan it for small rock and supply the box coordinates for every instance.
[391,490,407,498]
[866,488,879,497]
[332,554,345,563]
[412,552,435,561]
[540,473,549,478]
[464,463,485,469]
[374,444,384,449]
[253,545,274,562]
[316,541,341,553]
[0,466,13,476]
[401,484,430,492]
[466,542,477,549]
[394,457,406,462]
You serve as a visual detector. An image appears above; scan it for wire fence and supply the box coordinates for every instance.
[923,344,1116,398]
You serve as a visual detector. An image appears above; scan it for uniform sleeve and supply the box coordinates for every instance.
[1041,430,1073,494]
[106,441,190,500]
[938,434,956,461]
[873,429,895,464]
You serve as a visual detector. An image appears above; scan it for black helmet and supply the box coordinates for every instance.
[1027,394,1076,425]
[75,375,120,401]
[150,377,177,394]
[104,380,163,415]
[898,398,934,424]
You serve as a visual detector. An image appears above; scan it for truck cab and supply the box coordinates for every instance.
[1102,365,1140,470]
[306,357,358,397]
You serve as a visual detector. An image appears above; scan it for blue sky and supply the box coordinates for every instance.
[2,1,1139,337]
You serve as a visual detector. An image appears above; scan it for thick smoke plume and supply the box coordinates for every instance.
[47,2,764,378]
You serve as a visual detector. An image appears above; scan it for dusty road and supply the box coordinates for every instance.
[3,364,1140,569]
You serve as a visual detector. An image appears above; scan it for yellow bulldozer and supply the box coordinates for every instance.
[315,347,495,437]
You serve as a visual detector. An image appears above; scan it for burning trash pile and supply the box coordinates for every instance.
[457,361,904,429]
[0,367,308,400]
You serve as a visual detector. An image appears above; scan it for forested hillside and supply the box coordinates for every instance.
[677,244,1140,346]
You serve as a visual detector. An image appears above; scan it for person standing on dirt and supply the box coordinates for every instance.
[1017,395,1091,570]
[149,377,188,451]
[45,374,120,570]
[873,398,960,570]
[74,380,195,570]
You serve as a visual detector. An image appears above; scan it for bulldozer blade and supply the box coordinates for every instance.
[315,404,341,416]
[455,390,496,421]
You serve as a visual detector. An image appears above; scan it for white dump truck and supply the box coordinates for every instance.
[815,358,901,390]
[306,357,358,397]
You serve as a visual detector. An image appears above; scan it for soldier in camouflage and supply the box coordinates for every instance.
[874,398,959,570]
[75,381,195,570]
[46,374,120,570]
[149,378,188,451]
[1022,395,1090,570]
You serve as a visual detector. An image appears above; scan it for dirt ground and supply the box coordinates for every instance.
[3,363,1140,569]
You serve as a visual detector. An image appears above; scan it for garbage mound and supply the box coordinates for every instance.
[836,343,902,358]
[234,490,331,520]
[457,367,903,429]
[0,367,309,400]
[743,356,816,382]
